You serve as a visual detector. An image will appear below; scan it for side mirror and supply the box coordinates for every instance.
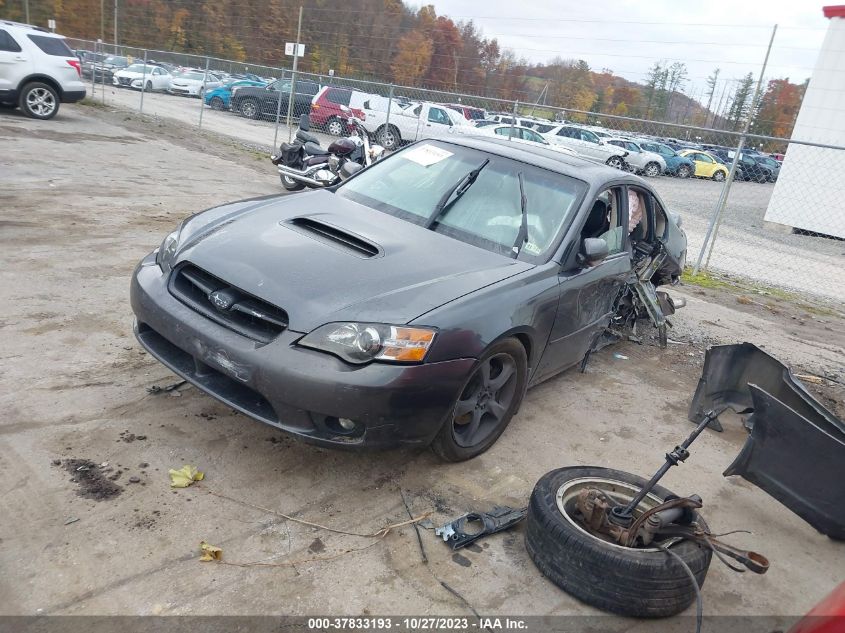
[578,238,609,266]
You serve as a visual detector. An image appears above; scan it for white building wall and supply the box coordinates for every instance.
[764,9,845,239]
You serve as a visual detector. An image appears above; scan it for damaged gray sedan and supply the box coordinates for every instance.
[130,137,686,461]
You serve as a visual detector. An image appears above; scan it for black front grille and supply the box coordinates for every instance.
[169,264,288,343]
[118,77,132,85]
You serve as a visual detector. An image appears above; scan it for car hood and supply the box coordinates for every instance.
[174,190,533,332]
[115,71,150,79]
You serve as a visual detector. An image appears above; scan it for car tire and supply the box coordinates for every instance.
[644,162,661,178]
[145,80,153,92]
[19,81,60,120]
[431,337,527,462]
[209,96,225,110]
[377,124,401,150]
[677,164,692,179]
[326,117,345,136]
[605,155,624,169]
[525,466,712,618]
[712,170,726,182]
[238,98,260,119]
[756,172,768,184]
[280,174,305,191]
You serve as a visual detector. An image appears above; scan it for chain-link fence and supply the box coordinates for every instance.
[64,37,845,307]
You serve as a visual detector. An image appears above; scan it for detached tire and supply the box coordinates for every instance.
[525,466,712,618]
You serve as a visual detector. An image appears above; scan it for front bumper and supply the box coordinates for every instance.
[130,254,474,449]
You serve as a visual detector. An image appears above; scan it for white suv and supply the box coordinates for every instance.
[0,21,86,119]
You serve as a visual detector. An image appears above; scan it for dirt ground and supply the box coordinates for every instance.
[1,104,843,620]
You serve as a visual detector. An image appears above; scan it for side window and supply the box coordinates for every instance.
[427,107,449,125]
[0,30,22,52]
[581,187,625,256]
[608,140,623,148]
[698,153,714,164]
[581,130,599,143]
[494,127,512,138]
[626,143,640,153]
[525,130,544,143]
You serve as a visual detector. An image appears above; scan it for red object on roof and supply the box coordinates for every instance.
[787,582,845,633]
[823,5,845,18]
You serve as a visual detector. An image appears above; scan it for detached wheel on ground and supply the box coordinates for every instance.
[431,338,527,462]
[280,174,305,191]
[209,96,225,110]
[326,117,345,136]
[525,466,712,618]
[19,81,59,120]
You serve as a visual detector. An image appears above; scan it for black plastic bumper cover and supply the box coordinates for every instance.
[689,342,845,540]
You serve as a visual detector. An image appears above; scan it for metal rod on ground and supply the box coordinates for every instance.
[693,24,777,275]
[285,6,304,145]
[139,49,147,114]
[198,57,209,130]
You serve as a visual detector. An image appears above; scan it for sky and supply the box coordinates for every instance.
[428,0,830,104]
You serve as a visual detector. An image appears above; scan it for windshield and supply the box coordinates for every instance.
[337,141,586,260]
[124,64,156,73]
[176,71,206,81]
[104,56,127,65]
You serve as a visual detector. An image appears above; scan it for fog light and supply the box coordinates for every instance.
[338,417,355,430]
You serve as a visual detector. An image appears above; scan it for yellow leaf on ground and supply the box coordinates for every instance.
[199,541,222,562]
[169,465,204,488]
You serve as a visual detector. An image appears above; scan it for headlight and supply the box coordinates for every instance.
[155,229,181,274]
[298,322,437,364]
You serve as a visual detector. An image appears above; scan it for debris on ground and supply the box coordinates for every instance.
[199,541,222,562]
[146,380,187,395]
[435,506,527,550]
[64,517,80,525]
[613,353,629,360]
[170,465,204,488]
[59,458,122,501]
[119,430,147,443]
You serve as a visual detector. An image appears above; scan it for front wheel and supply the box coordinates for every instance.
[606,155,624,170]
[431,338,527,462]
[677,164,692,179]
[644,162,661,178]
[280,174,306,191]
[525,466,712,618]
[712,170,726,182]
[377,124,401,151]
[238,98,259,119]
[209,96,225,110]
[144,80,153,92]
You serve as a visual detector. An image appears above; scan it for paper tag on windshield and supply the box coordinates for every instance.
[523,242,542,255]
[402,144,453,167]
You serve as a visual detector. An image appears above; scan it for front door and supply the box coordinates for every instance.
[534,186,631,381]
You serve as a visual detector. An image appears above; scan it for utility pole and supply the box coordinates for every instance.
[100,0,105,43]
[695,24,778,275]
[24,0,30,24]
[285,6,304,143]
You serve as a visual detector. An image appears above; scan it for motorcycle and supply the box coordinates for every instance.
[271,112,385,191]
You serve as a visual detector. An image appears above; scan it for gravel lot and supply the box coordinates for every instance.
[98,85,845,304]
[1,104,843,620]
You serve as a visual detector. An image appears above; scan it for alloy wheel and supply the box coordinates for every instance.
[606,156,623,169]
[327,119,344,136]
[26,88,56,117]
[451,353,518,448]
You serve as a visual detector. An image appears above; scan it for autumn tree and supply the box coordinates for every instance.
[391,30,432,85]
[752,78,806,137]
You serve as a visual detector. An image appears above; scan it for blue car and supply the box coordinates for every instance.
[637,140,696,178]
[204,79,265,110]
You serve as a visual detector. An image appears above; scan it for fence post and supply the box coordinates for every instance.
[272,70,286,151]
[198,57,209,130]
[510,100,518,140]
[139,49,148,114]
[90,40,99,100]
[692,136,745,274]
[285,6,304,144]
[385,84,394,142]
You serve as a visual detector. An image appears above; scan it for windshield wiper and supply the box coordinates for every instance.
[511,172,529,258]
[425,159,490,229]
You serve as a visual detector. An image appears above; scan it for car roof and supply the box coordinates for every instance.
[439,136,634,185]
[1,20,53,34]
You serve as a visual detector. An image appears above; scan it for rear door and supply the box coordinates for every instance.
[0,29,29,98]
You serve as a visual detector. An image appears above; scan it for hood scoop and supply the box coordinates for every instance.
[286,216,381,258]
